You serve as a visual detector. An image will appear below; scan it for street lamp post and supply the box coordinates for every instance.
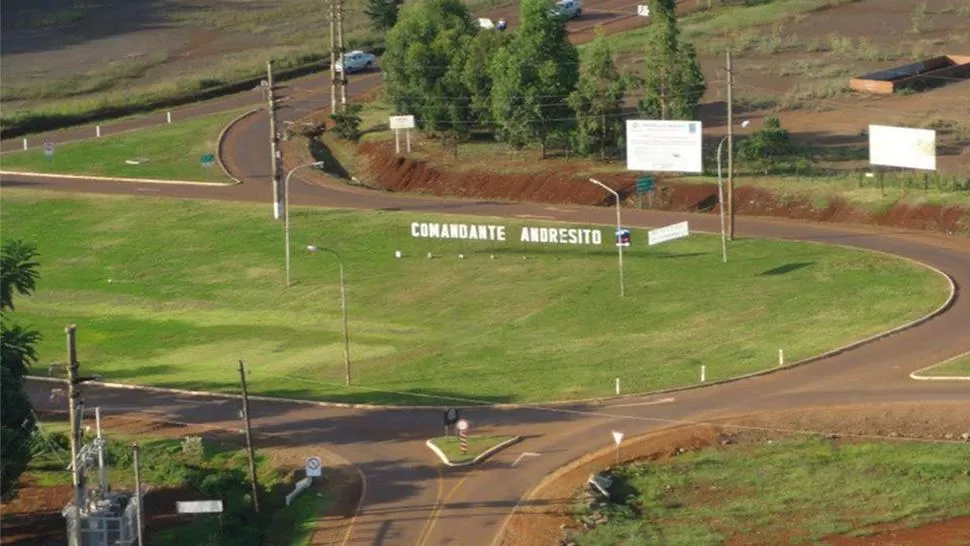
[716,121,749,264]
[284,161,324,286]
[588,178,624,298]
[307,245,351,387]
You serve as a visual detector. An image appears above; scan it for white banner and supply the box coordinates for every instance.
[869,125,936,170]
[177,500,224,514]
[647,221,689,246]
[626,120,703,173]
[389,115,415,129]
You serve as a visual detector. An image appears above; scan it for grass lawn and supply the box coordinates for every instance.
[0,109,243,183]
[27,422,326,545]
[428,435,517,464]
[3,190,948,405]
[919,352,970,378]
[575,436,970,545]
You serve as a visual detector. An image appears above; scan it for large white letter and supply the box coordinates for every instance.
[592,230,602,245]
[411,222,420,237]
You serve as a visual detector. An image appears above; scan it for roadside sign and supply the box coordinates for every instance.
[456,419,469,432]
[458,421,469,454]
[636,4,650,16]
[635,175,655,193]
[200,153,216,167]
[305,456,322,477]
[612,431,624,445]
[177,500,224,514]
[389,115,415,130]
[44,141,54,157]
[626,120,703,173]
[615,228,631,248]
[443,408,460,426]
[647,221,690,246]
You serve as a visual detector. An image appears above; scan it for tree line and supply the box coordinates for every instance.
[376,0,706,158]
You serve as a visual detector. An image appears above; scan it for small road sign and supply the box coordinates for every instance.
[636,4,650,16]
[200,153,216,167]
[612,431,624,445]
[456,419,469,432]
[636,175,655,193]
[44,141,54,157]
[305,456,322,477]
[443,408,460,426]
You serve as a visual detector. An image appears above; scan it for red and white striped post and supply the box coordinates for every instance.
[457,419,469,454]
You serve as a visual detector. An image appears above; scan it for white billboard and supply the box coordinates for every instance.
[647,221,689,246]
[868,125,936,171]
[626,120,703,173]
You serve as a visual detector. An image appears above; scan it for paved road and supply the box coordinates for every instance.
[6,12,970,544]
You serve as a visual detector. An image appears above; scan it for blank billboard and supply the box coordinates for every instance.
[868,125,936,171]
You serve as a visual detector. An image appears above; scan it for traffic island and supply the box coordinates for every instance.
[426,435,520,467]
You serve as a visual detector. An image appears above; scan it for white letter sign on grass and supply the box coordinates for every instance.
[626,120,703,173]
[869,125,936,171]
[648,221,689,246]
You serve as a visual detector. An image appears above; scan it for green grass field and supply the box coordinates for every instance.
[2,190,948,405]
[0,109,241,183]
[428,435,516,464]
[574,436,970,545]
[919,352,970,378]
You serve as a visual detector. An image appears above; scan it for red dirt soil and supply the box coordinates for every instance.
[357,141,970,235]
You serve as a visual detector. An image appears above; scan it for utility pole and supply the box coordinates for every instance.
[329,0,337,113]
[267,60,282,220]
[336,0,348,108]
[238,361,260,513]
[660,67,668,121]
[66,325,84,546]
[726,50,736,240]
[95,407,107,496]
[132,443,144,546]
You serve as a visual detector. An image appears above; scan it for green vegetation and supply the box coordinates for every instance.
[428,435,516,463]
[29,424,327,545]
[574,436,970,545]
[3,190,948,405]
[0,110,241,183]
[918,353,970,378]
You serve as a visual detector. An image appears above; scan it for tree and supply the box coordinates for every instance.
[638,0,706,120]
[460,29,511,126]
[489,0,580,155]
[382,0,478,135]
[737,115,796,174]
[1,239,41,500]
[568,27,628,159]
[330,104,364,141]
[364,0,401,33]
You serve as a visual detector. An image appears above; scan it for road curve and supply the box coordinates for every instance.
[7,40,970,546]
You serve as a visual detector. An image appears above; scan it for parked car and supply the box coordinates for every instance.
[551,0,582,20]
[334,51,377,73]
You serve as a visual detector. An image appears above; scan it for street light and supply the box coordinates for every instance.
[284,161,325,286]
[307,245,351,387]
[716,120,749,263]
[587,178,624,298]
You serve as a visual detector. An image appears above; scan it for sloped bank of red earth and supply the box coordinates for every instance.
[356,141,970,234]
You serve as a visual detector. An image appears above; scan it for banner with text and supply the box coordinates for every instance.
[410,221,604,245]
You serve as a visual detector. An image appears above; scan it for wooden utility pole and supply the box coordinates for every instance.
[726,50,736,240]
[238,361,260,513]
[336,0,348,108]
[329,0,337,113]
[66,325,84,546]
[267,60,282,220]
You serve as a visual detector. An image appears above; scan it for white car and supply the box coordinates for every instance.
[334,51,377,74]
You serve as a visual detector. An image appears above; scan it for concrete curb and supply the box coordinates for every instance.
[0,170,233,187]
[425,436,521,467]
[910,350,970,381]
[217,107,262,185]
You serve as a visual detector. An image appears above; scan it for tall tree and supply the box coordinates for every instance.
[638,0,706,120]
[364,0,401,33]
[1,240,41,500]
[382,0,478,135]
[460,29,511,126]
[568,27,628,159]
[489,0,580,154]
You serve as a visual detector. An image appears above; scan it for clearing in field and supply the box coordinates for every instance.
[2,190,949,405]
[573,435,970,545]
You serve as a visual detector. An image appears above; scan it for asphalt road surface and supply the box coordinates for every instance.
[8,54,970,546]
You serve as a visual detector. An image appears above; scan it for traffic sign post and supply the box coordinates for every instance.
[44,141,54,163]
[611,431,624,465]
[443,408,460,437]
[305,456,322,478]
[457,419,469,454]
[636,175,655,209]
[201,154,216,168]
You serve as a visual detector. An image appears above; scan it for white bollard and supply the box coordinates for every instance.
[96,125,101,138]
[22,138,28,150]
[778,349,785,367]
[166,111,172,124]
[701,365,706,382]
[615,377,620,395]
[394,250,402,259]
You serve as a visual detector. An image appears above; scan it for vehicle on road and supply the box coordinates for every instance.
[335,51,377,73]
[551,0,582,20]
